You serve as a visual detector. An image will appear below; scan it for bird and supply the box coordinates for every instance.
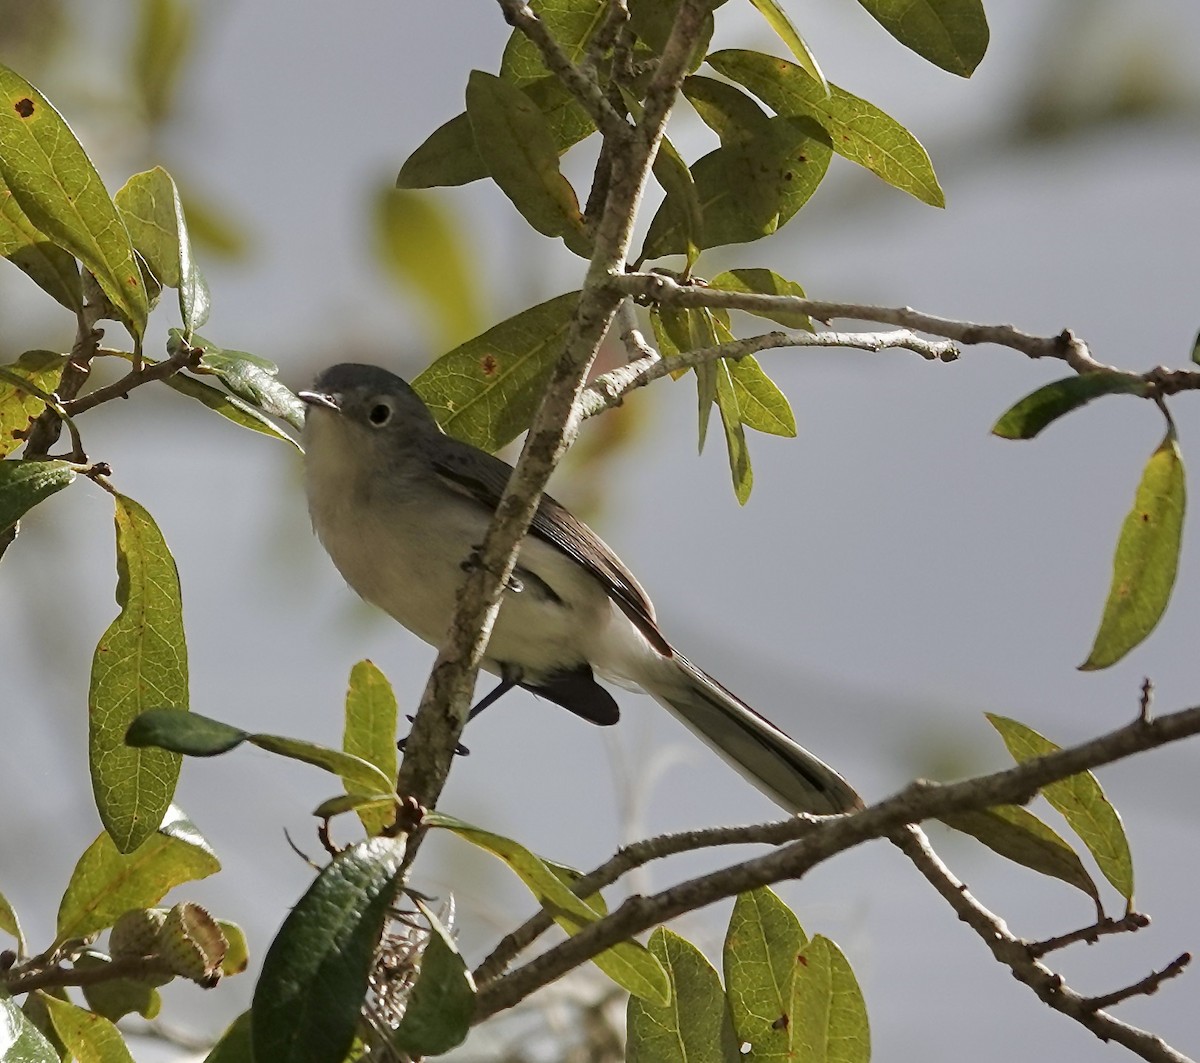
[299,363,862,815]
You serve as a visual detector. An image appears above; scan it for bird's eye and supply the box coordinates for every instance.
[368,402,392,426]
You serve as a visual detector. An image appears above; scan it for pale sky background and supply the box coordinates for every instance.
[5,1,1200,1060]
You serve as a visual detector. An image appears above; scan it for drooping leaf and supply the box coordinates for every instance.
[342,660,399,836]
[788,935,870,1063]
[729,357,796,437]
[0,350,66,457]
[499,0,606,86]
[252,835,408,1063]
[683,75,772,146]
[43,997,137,1063]
[56,805,219,945]
[412,290,579,451]
[627,928,740,1063]
[0,171,81,310]
[164,371,300,449]
[0,63,148,336]
[374,188,483,350]
[390,902,475,1057]
[708,50,944,207]
[992,374,1149,440]
[0,994,58,1063]
[179,331,306,428]
[723,887,806,1054]
[250,735,400,797]
[427,811,670,1004]
[0,458,74,546]
[650,133,703,268]
[744,0,828,90]
[939,805,1101,912]
[986,714,1135,906]
[708,268,812,330]
[715,354,752,504]
[89,493,187,853]
[466,70,590,256]
[114,166,210,335]
[1081,429,1185,670]
[854,0,989,77]
[642,114,831,259]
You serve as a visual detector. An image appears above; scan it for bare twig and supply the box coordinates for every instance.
[3,954,176,996]
[63,344,203,418]
[1078,954,1192,1013]
[1027,912,1151,959]
[893,826,1191,1063]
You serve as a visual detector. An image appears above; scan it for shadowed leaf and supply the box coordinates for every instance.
[745,0,827,90]
[992,374,1149,439]
[0,171,81,309]
[854,0,989,76]
[390,902,475,1056]
[0,458,74,547]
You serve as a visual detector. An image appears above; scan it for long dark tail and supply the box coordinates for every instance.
[643,654,862,815]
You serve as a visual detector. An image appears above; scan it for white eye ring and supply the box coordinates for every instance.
[368,400,393,427]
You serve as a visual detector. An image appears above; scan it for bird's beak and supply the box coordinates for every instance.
[297,389,340,411]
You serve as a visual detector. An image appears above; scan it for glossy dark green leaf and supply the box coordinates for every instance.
[133,0,193,124]
[991,374,1149,440]
[203,1011,254,1063]
[390,902,475,1056]
[164,371,300,449]
[252,835,408,1063]
[0,171,81,310]
[0,889,24,954]
[642,115,831,259]
[854,0,989,77]
[0,458,74,546]
[56,805,219,945]
[939,805,1101,911]
[745,0,827,90]
[114,166,210,335]
[683,76,772,146]
[374,188,482,349]
[427,811,670,1003]
[723,887,806,1052]
[342,659,399,836]
[789,935,870,1063]
[398,76,595,190]
[729,357,796,437]
[89,493,187,853]
[0,994,58,1063]
[709,50,944,207]
[0,350,66,458]
[499,0,605,86]
[466,71,589,256]
[78,954,162,1022]
[125,707,247,756]
[0,63,148,336]
[179,331,306,429]
[412,290,579,451]
[986,714,1135,905]
[708,268,812,330]
[627,928,740,1063]
[1082,430,1185,670]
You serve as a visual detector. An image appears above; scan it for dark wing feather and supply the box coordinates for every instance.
[431,442,671,655]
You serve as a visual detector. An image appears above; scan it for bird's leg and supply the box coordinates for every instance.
[397,665,524,756]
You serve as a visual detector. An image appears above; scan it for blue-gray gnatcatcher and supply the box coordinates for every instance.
[299,363,861,815]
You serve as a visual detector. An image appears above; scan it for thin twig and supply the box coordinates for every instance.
[1078,954,1192,1013]
[1027,912,1151,959]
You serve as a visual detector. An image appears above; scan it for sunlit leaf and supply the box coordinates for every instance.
[0,889,25,954]
[788,935,870,1063]
[745,0,828,90]
[0,994,57,1063]
[854,0,989,77]
[729,357,796,437]
[992,374,1149,440]
[342,659,399,836]
[180,331,306,429]
[0,458,74,547]
[164,371,299,449]
[708,268,812,330]
[499,0,606,86]
[0,171,81,309]
[683,75,772,146]
[41,996,136,1063]
[0,350,66,458]
[1081,429,1185,669]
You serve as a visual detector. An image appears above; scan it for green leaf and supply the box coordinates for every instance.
[342,660,399,836]
[390,902,475,1056]
[412,290,580,451]
[789,935,870,1063]
[89,493,187,853]
[729,357,796,437]
[312,793,398,821]
[114,166,210,335]
[628,928,740,1063]
[0,889,25,954]
[0,63,149,336]
[1081,430,1185,670]
[78,954,162,1022]
[986,714,1135,906]
[250,735,396,796]
[0,171,82,310]
[0,458,74,545]
[41,989,137,1063]
[56,805,219,945]
[180,331,306,429]
[1191,327,1200,366]
[708,268,812,330]
[643,115,831,259]
[203,1011,253,1063]
[744,0,828,91]
[252,835,408,1063]
[132,0,193,125]
[651,133,703,268]
[0,994,58,1063]
[374,188,483,349]
[0,350,67,458]
[499,0,606,86]
[939,805,1101,911]
[854,0,989,77]
[708,50,944,207]
[217,920,250,975]
[427,811,671,1004]
[683,75,772,147]
[715,358,753,504]
[164,371,300,449]
[628,0,715,74]
[724,888,807,1052]
[991,374,1149,440]
[466,70,589,256]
